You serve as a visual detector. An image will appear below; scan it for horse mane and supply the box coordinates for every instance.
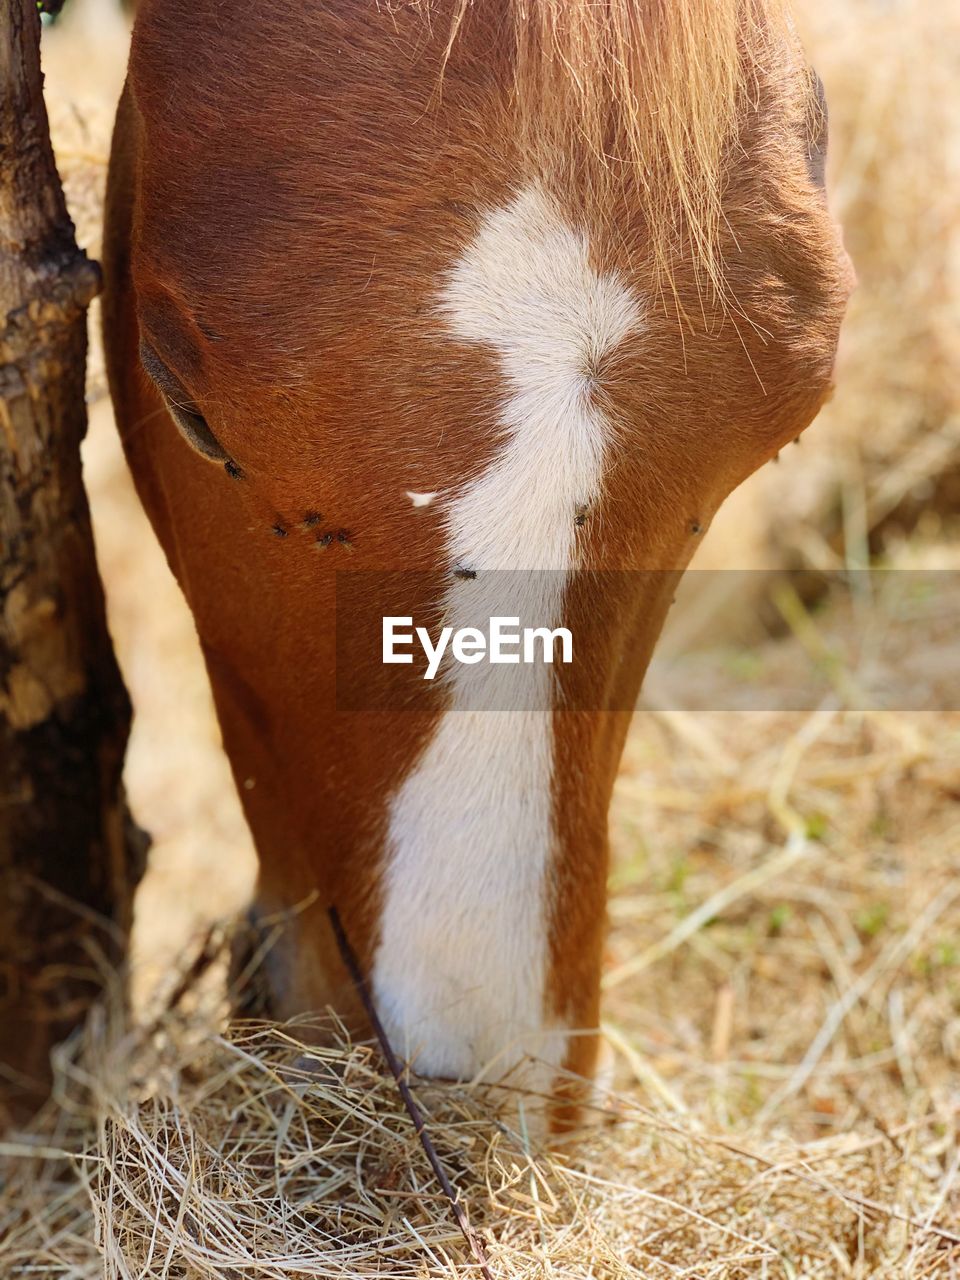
[444,0,802,291]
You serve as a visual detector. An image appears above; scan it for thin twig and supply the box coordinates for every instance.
[328,905,496,1280]
[136,925,226,1045]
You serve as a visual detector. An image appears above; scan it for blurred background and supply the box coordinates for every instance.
[39,0,959,1166]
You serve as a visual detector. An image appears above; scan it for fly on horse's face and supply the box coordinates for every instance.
[103,0,852,1117]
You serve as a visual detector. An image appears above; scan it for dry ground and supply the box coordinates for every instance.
[1,1,958,1276]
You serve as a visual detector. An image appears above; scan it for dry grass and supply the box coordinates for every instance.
[1,1,958,1276]
[48,680,954,1280]
[789,0,960,555]
[2,694,957,1277]
[689,0,960,581]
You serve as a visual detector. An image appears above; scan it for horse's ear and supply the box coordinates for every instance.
[806,68,829,189]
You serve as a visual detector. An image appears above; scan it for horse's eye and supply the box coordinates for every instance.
[139,341,229,462]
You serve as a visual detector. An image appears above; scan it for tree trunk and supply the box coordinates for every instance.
[0,0,141,1125]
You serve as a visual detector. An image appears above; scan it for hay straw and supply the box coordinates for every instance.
[2,983,958,1278]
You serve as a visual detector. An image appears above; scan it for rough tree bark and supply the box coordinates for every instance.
[0,0,140,1125]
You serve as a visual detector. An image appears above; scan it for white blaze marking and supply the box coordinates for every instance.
[406,490,438,508]
[373,186,641,1082]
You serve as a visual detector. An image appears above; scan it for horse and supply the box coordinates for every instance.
[101,0,852,1119]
